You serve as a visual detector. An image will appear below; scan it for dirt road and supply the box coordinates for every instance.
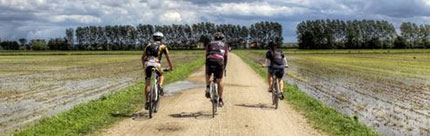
[99,54,322,136]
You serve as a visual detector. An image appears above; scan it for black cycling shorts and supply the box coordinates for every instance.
[268,67,284,79]
[145,66,161,80]
[206,58,224,79]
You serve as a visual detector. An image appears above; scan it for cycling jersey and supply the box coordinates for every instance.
[143,42,169,63]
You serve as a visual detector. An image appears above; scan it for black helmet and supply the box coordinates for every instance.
[153,32,164,41]
[213,32,224,40]
[268,41,279,49]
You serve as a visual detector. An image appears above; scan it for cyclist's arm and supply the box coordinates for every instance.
[282,52,288,68]
[262,51,270,67]
[284,57,288,68]
[163,45,173,70]
[141,44,149,68]
[224,44,229,68]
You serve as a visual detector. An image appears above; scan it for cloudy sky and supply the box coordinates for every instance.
[1,0,430,42]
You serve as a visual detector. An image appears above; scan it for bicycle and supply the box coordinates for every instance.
[261,62,287,110]
[147,67,169,119]
[208,66,226,118]
[209,77,219,118]
[270,70,282,109]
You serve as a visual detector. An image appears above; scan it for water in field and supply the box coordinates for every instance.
[0,52,204,134]
[284,54,430,136]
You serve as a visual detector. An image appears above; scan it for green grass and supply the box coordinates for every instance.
[13,56,205,136]
[235,51,379,136]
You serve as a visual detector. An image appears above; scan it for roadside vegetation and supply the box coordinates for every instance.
[236,50,379,136]
[7,51,205,136]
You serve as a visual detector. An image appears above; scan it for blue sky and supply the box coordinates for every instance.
[1,0,430,42]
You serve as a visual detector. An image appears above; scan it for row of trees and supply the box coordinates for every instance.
[72,22,282,50]
[0,22,282,50]
[297,19,430,49]
[400,22,430,48]
[0,38,65,50]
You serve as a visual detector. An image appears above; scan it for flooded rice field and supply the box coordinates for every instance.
[0,51,202,134]
[283,53,430,136]
[242,50,430,136]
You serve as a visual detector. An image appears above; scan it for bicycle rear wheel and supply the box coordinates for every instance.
[273,78,279,109]
[211,82,218,118]
[148,93,153,118]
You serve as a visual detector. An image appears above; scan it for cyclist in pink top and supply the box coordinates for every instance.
[205,32,229,106]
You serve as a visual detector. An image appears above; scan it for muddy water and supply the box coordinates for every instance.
[0,60,143,134]
[284,56,430,136]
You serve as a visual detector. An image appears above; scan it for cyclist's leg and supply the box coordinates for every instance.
[216,78,223,98]
[145,79,151,101]
[158,73,164,86]
[215,62,224,103]
[277,68,285,92]
[275,68,285,100]
[205,61,212,98]
[144,67,152,105]
[267,68,274,92]
[205,59,213,87]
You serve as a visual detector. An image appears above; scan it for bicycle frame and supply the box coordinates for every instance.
[210,73,219,118]
[148,68,161,118]
[272,74,280,109]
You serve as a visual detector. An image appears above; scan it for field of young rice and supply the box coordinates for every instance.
[238,49,430,136]
[0,51,204,133]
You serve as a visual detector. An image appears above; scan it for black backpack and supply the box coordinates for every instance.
[146,43,160,57]
[270,49,284,66]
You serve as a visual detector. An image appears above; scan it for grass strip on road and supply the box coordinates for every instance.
[235,51,379,136]
[13,56,205,136]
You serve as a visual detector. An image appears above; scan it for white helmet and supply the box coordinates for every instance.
[153,32,164,37]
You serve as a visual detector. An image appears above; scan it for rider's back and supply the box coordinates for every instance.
[206,41,227,60]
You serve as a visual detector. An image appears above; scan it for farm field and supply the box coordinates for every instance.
[236,49,430,135]
[0,50,204,134]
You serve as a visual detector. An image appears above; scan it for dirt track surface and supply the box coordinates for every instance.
[99,54,322,136]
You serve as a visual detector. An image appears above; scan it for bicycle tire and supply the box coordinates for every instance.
[211,82,217,118]
[273,78,279,109]
[148,93,153,118]
[149,71,157,118]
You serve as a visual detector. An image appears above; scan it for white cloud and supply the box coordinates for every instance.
[2,0,430,42]
[51,15,102,23]
[215,2,295,16]
[159,11,182,23]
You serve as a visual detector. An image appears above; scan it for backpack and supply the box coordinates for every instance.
[270,49,284,67]
[207,41,226,59]
[146,43,160,57]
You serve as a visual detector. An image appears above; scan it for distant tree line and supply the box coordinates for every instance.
[297,19,430,49]
[72,22,282,50]
[399,22,430,48]
[0,21,282,50]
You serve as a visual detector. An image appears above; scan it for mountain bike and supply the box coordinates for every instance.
[261,61,287,110]
[270,71,282,109]
[209,65,226,118]
[147,67,169,118]
[209,77,219,118]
